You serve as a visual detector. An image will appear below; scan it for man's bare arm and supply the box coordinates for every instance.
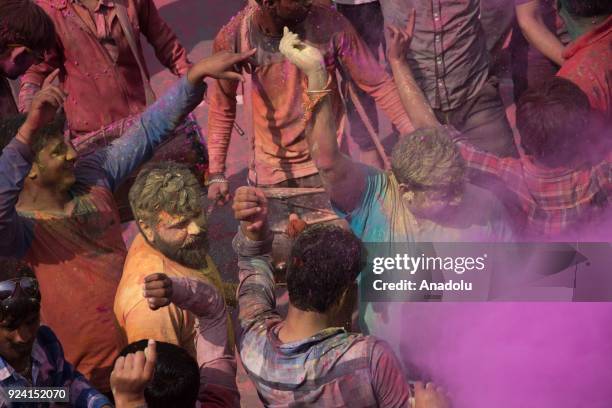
[386,13,439,130]
[516,0,565,66]
[279,28,365,213]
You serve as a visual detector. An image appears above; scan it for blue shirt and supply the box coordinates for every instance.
[0,325,110,408]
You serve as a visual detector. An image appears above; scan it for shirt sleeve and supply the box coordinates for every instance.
[19,46,62,113]
[170,277,240,407]
[456,140,524,187]
[335,14,413,134]
[0,139,35,258]
[370,340,411,408]
[206,28,240,175]
[331,164,387,234]
[40,327,112,408]
[138,0,192,76]
[232,227,280,334]
[76,76,206,191]
[122,297,187,347]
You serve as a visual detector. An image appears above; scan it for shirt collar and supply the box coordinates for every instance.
[71,0,115,12]
[563,15,612,59]
[0,335,45,383]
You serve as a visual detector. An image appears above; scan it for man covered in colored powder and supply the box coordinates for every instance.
[18,0,192,139]
[230,185,450,407]
[281,22,612,408]
[0,49,255,394]
[206,0,415,206]
[0,258,111,407]
[556,0,611,117]
[114,162,239,406]
[378,0,517,157]
[0,0,56,120]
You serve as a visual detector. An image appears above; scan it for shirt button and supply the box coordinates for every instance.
[433,12,440,20]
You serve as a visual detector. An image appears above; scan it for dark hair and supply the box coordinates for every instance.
[129,162,203,226]
[286,224,363,313]
[0,114,66,160]
[560,0,612,17]
[0,0,56,53]
[0,258,39,327]
[517,77,591,167]
[392,127,466,190]
[0,258,35,282]
[118,340,199,408]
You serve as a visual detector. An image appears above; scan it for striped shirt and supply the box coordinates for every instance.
[233,229,411,407]
[0,325,110,408]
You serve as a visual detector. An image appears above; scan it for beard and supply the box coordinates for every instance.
[153,232,210,270]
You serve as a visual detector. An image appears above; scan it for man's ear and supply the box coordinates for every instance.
[28,163,39,180]
[138,219,155,242]
[261,0,276,10]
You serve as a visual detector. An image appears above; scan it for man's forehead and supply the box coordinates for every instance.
[40,135,68,152]
[157,209,204,224]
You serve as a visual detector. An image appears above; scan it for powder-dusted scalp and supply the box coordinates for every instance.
[287,224,364,313]
[119,340,199,408]
[0,113,66,159]
[129,161,202,225]
[0,0,56,53]
[517,77,591,167]
[391,127,466,190]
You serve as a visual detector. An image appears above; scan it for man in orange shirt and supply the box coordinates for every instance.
[114,162,239,406]
[206,0,414,205]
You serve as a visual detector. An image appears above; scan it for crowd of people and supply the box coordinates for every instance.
[0,0,610,406]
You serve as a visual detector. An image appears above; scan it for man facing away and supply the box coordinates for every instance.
[0,48,255,393]
[231,186,450,407]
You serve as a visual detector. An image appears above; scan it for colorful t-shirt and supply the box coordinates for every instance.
[0,76,206,391]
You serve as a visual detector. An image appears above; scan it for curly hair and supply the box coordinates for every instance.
[0,0,56,53]
[286,224,364,313]
[129,161,203,226]
[0,114,66,160]
[391,127,466,191]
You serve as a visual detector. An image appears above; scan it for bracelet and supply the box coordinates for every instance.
[302,89,332,124]
[206,174,228,186]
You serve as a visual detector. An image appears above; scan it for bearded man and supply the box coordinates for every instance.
[113,162,236,388]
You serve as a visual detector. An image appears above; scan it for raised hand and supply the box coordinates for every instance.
[17,80,66,145]
[413,381,451,408]
[110,339,157,408]
[187,48,257,84]
[279,26,325,77]
[232,186,269,241]
[142,273,173,311]
[386,9,416,63]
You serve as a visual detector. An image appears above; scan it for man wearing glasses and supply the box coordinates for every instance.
[0,0,56,120]
[0,258,112,407]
